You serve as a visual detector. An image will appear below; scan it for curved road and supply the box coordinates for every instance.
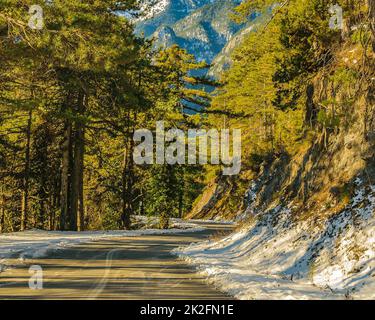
[0,222,233,300]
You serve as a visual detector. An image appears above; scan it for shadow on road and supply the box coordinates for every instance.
[0,222,234,300]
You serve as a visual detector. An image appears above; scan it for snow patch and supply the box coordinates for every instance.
[137,0,170,20]
[175,180,375,300]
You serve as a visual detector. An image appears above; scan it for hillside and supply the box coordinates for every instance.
[180,0,375,299]
[182,85,374,298]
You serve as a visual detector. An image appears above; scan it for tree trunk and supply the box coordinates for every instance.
[70,129,80,231]
[37,128,48,229]
[369,0,375,51]
[121,114,135,230]
[21,109,32,231]
[70,92,86,231]
[178,191,183,218]
[0,183,5,233]
[305,83,317,127]
[48,195,53,231]
[77,127,85,231]
[121,145,134,230]
[60,121,73,231]
[38,197,46,229]
[50,177,59,231]
[178,169,184,218]
[77,93,86,232]
[139,187,145,216]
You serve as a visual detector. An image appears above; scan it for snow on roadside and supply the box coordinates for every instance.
[132,215,220,229]
[0,219,204,268]
[175,179,375,300]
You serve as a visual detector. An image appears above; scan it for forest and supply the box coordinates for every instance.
[0,0,373,234]
[0,0,217,232]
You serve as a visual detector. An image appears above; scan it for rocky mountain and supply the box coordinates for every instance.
[135,0,251,75]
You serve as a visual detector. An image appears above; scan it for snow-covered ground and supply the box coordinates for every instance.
[176,179,375,300]
[0,218,204,269]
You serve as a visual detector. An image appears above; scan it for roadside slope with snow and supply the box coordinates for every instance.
[176,180,375,300]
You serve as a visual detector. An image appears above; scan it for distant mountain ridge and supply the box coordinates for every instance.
[135,0,252,77]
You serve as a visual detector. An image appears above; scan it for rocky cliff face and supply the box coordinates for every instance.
[136,0,248,69]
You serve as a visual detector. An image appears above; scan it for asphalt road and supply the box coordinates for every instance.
[0,222,233,300]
